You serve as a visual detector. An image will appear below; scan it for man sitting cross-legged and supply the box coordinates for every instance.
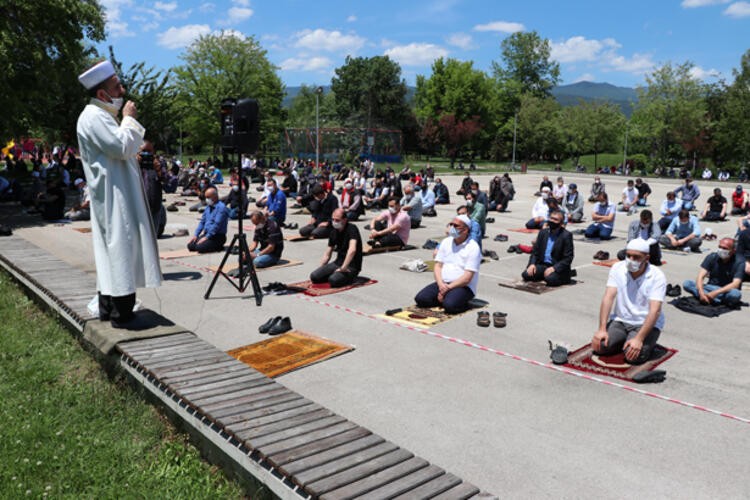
[414,214,481,314]
[521,209,575,287]
[368,196,411,248]
[187,187,228,253]
[700,187,728,222]
[683,238,743,307]
[584,192,616,240]
[299,184,339,239]
[659,209,702,253]
[592,238,667,365]
[247,211,284,268]
[617,210,662,266]
[310,208,363,288]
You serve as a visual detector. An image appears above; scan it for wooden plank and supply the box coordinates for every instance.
[189,380,280,407]
[280,434,385,477]
[178,375,273,400]
[125,340,208,361]
[173,372,266,397]
[202,388,297,416]
[391,473,462,500]
[149,358,239,379]
[430,482,481,500]
[234,408,333,442]
[267,427,372,467]
[208,393,309,422]
[355,465,446,500]
[148,353,230,376]
[226,403,323,433]
[247,415,347,449]
[217,399,316,428]
[120,332,198,353]
[146,350,229,370]
[304,449,413,497]
[321,457,429,500]
[138,345,221,367]
[163,362,252,385]
[259,421,360,458]
[293,441,399,485]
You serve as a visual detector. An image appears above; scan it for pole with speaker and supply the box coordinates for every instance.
[204,98,263,304]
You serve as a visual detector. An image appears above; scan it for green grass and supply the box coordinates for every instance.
[0,273,255,499]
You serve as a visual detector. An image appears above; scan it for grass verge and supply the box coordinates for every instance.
[0,272,253,499]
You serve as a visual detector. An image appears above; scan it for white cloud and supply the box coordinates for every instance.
[233,0,250,5]
[157,24,210,49]
[280,56,332,72]
[142,21,159,32]
[551,36,620,63]
[347,15,357,22]
[446,33,474,50]
[689,66,721,80]
[199,2,214,12]
[681,0,729,7]
[227,6,253,23]
[294,29,366,53]
[724,1,750,16]
[213,29,245,39]
[607,53,655,74]
[99,0,135,37]
[473,21,525,33]
[384,43,448,66]
[574,73,596,83]
[154,1,177,12]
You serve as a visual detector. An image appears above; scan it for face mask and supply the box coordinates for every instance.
[465,199,473,207]
[542,193,549,200]
[595,180,600,184]
[449,226,461,239]
[332,221,344,230]
[472,190,478,196]
[388,207,398,214]
[548,221,561,230]
[718,249,731,260]
[103,91,124,112]
[344,183,352,190]
[232,185,239,192]
[206,198,215,207]
[626,258,642,273]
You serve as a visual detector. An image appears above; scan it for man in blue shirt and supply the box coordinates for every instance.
[456,205,482,250]
[659,209,702,252]
[420,183,436,217]
[673,177,700,211]
[187,187,229,253]
[264,178,287,226]
[522,210,575,286]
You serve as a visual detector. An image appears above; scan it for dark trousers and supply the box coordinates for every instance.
[373,220,405,247]
[98,292,136,324]
[187,234,226,253]
[594,320,661,365]
[525,218,544,229]
[310,262,359,288]
[521,263,569,287]
[414,282,474,314]
[702,211,725,222]
[617,244,662,266]
[659,234,701,252]
[658,215,676,232]
[410,218,421,229]
[300,223,332,239]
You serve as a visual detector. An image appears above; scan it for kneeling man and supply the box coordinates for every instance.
[310,208,363,287]
[414,214,481,313]
[248,211,284,268]
[592,239,667,364]
[521,209,574,286]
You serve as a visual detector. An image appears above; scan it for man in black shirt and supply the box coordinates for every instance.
[310,208,363,287]
[635,178,651,206]
[700,187,727,221]
[300,184,339,239]
[683,238,743,306]
[248,211,284,268]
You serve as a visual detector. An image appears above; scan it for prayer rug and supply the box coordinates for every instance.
[284,276,377,296]
[206,259,303,274]
[575,236,620,244]
[159,248,201,259]
[508,228,539,234]
[662,248,703,256]
[285,234,314,242]
[227,331,354,378]
[363,244,417,255]
[377,298,488,327]
[497,278,581,294]
[72,227,92,233]
[564,343,677,382]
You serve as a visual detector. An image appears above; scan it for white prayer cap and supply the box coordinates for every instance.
[455,214,472,227]
[78,60,116,90]
[541,186,551,192]
[626,238,650,254]
[74,178,85,186]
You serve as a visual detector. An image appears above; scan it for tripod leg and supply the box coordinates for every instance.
[204,234,239,299]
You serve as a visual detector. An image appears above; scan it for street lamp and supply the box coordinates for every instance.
[315,86,323,168]
[511,112,518,169]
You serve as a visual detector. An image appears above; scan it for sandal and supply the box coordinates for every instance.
[477,311,490,327]
[494,234,509,242]
[493,312,507,327]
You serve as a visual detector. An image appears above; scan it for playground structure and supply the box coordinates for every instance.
[281,127,402,163]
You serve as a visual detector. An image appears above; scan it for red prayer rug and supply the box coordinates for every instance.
[564,343,677,381]
[286,277,377,296]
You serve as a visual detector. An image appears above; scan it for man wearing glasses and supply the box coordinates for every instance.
[592,239,666,364]
[683,238,743,307]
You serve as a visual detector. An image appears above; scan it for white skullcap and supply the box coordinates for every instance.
[74,178,85,186]
[78,60,116,90]
[541,186,551,192]
[626,238,650,254]
[455,214,472,227]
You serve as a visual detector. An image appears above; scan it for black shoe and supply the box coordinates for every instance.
[385,307,402,316]
[486,217,495,223]
[507,245,519,253]
[422,239,439,250]
[550,346,569,365]
[268,316,292,335]
[666,284,681,297]
[484,250,499,260]
[632,369,666,383]
[494,234,508,242]
[259,316,281,334]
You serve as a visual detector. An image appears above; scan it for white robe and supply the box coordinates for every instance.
[76,100,162,296]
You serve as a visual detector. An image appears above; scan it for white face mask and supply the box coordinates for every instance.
[102,91,124,113]
[206,198,215,207]
[626,258,642,273]
[542,193,549,200]
[718,249,731,260]
[449,226,460,239]
[344,183,352,190]
[232,185,239,192]
[332,221,344,230]
[388,207,398,214]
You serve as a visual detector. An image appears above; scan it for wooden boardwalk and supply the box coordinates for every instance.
[0,236,493,499]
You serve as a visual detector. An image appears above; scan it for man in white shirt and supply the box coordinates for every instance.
[414,214,481,313]
[619,179,639,214]
[526,186,551,229]
[592,238,667,364]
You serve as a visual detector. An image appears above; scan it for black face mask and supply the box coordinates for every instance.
[547,221,561,230]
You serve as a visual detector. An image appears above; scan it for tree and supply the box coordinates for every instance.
[439,114,483,161]
[286,85,337,128]
[330,56,409,129]
[173,32,284,153]
[558,100,626,168]
[515,93,562,161]
[714,50,750,169]
[631,62,709,168]
[492,31,560,99]
[0,0,105,140]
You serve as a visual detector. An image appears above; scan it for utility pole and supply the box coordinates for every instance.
[512,112,518,169]
[622,125,628,171]
[315,86,323,168]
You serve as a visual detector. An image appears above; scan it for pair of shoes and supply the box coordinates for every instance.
[633,369,666,383]
[259,316,292,335]
[493,311,507,327]
[486,217,495,223]
[507,245,521,253]
[285,222,299,230]
[482,249,499,260]
[263,282,286,292]
[422,239,439,250]
[494,234,508,242]
[477,311,490,327]
[666,284,681,297]
[166,203,178,212]
[594,250,610,260]
[385,307,402,316]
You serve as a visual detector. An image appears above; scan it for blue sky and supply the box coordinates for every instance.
[96,0,750,89]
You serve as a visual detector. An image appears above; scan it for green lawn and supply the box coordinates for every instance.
[0,272,257,499]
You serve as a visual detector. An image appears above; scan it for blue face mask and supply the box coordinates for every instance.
[449,226,460,238]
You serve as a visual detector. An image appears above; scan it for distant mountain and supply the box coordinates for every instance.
[283,81,638,116]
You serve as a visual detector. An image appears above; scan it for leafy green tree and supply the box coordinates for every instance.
[0,0,105,140]
[558,100,626,168]
[173,32,284,153]
[286,85,337,128]
[515,93,562,161]
[330,56,409,129]
[492,31,560,99]
[631,62,709,168]
[714,50,750,169]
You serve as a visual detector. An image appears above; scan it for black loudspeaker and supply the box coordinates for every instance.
[220,98,260,154]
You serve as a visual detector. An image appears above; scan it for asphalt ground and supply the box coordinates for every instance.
[5,171,750,498]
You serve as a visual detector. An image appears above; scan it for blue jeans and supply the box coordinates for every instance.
[683,280,742,306]
[682,200,695,210]
[585,223,613,240]
[637,198,648,206]
[253,253,280,268]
